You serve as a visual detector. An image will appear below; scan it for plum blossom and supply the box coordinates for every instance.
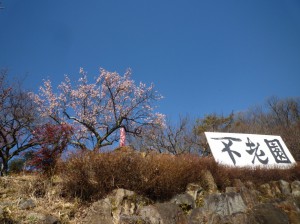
[31,68,165,150]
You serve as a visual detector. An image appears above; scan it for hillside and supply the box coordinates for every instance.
[0,152,300,223]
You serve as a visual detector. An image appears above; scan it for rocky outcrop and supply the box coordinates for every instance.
[81,172,300,224]
[83,188,153,223]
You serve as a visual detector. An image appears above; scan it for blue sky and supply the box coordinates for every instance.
[1,0,300,120]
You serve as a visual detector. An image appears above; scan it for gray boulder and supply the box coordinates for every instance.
[83,189,151,224]
[19,198,36,210]
[279,180,291,195]
[250,203,289,224]
[291,180,300,197]
[204,192,247,216]
[82,198,113,224]
[110,188,152,222]
[170,193,196,212]
[239,187,259,209]
[138,203,187,224]
[188,192,247,224]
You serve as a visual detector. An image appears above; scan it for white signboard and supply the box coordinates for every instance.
[205,132,296,168]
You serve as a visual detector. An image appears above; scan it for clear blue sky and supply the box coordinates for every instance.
[1,0,300,120]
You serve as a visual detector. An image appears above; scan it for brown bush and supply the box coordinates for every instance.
[212,164,300,189]
[59,151,300,202]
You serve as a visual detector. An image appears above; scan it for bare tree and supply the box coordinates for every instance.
[0,70,39,175]
[231,97,300,160]
[266,96,300,128]
[130,115,202,155]
[0,70,11,108]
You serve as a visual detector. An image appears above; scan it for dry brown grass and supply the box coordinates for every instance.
[0,174,84,223]
[59,150,300,202]
[210,163,300,190]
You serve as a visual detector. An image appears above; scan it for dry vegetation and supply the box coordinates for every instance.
[1,150,299,223]
[59,149,300,202]
[0,174,80,223]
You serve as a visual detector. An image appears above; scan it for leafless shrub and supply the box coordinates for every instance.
[59,151,299,202]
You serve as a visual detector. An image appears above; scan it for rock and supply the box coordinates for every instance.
[154,203,188,224]
[221,212,253,224]
[279,180,291,195]
[0,201,13,207]
[291,180,300,197]
[44,215,61,224]
[185,182,206,208]
[210,212,254,224]
[110,188,151,223]
[189,208,252,224]
[189,192,248,224]
[289,211,300,224]
[138,205,164,224]
[119,214,150,224]
[19,198,36,210]
[83,189,151,224]
[276,199,300,224]
[259,183,273,197]
[250,203,289,224]
[83,198,113,224]
[26,213,60,224]
[188,208,208,224]
[204,192,247,216]
[138,203,187,224]
[269,181,281,196]
[201,170,218,193]
[239,187,259,208]
[185,182,204,200]
[170,193,196,213]
[111,188,136,218]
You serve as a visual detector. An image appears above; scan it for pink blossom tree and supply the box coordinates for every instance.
[31,68,165,151]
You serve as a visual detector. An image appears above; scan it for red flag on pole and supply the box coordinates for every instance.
[120,127,126,147]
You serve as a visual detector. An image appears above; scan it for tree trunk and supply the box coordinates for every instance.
[0,158,9,176]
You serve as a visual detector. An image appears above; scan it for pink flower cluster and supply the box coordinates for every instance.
[31,68,165,149]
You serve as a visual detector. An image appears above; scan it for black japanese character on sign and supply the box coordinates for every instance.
[264,139,291,164]
[211,137,242,165]
[245,138,269,165]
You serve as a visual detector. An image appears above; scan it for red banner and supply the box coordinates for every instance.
[120,127,126,147]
